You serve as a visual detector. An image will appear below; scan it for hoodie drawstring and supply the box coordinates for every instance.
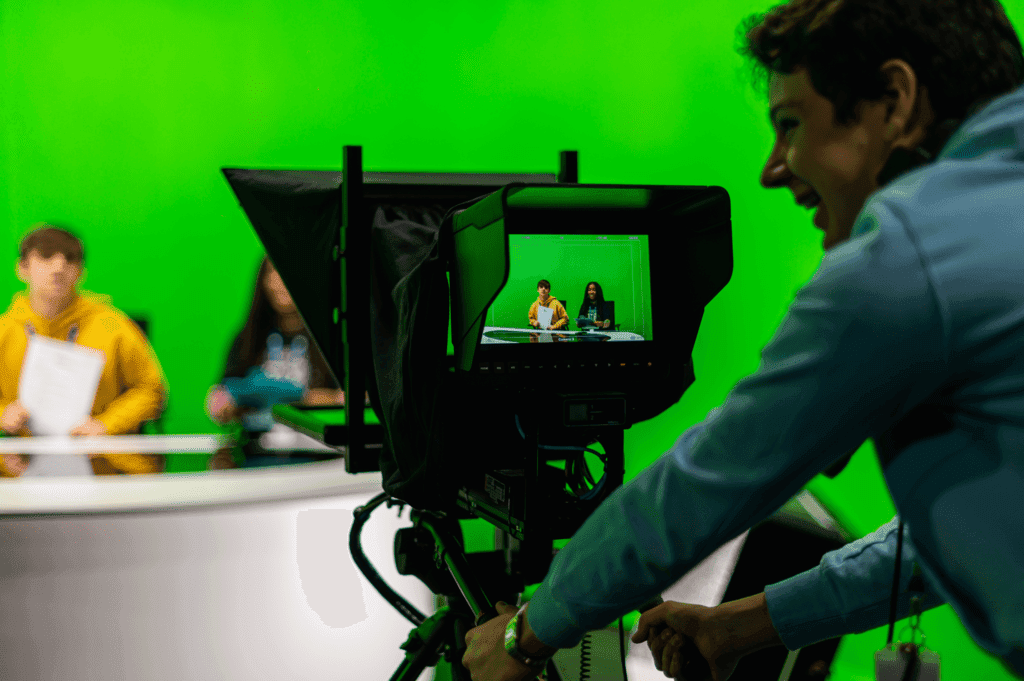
[24,322,79,343]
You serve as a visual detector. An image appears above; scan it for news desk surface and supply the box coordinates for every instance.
[482,326,645,343]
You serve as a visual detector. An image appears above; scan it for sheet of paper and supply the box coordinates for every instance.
[17,335,105,477]
[537,305,554,329]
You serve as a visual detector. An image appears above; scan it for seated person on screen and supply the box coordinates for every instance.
[205,257,344,469]
[0,225,168,478]
[577,281,612,329]
[527,279,568,330]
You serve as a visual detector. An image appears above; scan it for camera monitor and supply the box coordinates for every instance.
[482,232,652,342]
[451,183,731,424]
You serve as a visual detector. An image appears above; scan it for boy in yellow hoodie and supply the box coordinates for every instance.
[0,225,168,477]
[527,279,568,330]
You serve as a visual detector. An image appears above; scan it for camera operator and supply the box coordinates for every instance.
[463,1,1024,679]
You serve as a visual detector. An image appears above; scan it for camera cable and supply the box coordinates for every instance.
[350,491,427,626]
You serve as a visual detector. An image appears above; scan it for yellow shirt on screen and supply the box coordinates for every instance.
[528,295,569,330]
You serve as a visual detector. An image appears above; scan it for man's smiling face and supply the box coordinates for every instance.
[760,60,935,250]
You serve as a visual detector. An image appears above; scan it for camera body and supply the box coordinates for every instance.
[447,183,732,561]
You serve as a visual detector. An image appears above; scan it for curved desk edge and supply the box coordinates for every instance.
[0,460,384,517]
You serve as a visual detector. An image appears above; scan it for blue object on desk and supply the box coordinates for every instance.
[224,369,305,408]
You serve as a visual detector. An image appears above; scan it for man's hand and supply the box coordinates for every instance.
[530,320,540,328]
[462,602,537,681]
[0,401,30,434]
[69,417,108,437]
[632,595,782,681]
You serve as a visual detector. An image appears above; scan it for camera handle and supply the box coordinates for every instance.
[386,509,564,681]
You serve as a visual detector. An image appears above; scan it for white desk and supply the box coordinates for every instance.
[0,434,230,456]
[0,460,433,681]
[0,439,842,681]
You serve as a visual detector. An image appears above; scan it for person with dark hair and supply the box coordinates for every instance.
[463,1,1024,679]
[205,256,344,468]
[527,279,568,330]
[576,281,612,330]
[0,224,168,477]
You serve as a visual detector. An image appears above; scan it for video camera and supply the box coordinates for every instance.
[223,147,732,680]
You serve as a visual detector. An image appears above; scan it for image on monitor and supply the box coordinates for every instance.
[481,234,653,344]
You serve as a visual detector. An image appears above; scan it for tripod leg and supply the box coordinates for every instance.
[389,608,458,681]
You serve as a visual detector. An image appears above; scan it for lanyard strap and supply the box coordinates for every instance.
[886,519,906,648]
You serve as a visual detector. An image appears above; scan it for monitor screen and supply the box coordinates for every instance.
[480,234,652,344]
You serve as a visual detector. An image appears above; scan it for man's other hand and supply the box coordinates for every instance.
[632,601,738,681]
[69,417,108,437]
[0,401,30,434]
[462,601,535,681]
[633,595,782,681]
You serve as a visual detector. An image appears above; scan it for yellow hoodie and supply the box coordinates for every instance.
[0,291,168,476]
[528,295,569,330]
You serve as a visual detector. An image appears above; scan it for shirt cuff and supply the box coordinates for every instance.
[764,567,849,650]
[525,582,587,650]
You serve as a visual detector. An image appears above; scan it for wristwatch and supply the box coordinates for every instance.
[504,604,552,674]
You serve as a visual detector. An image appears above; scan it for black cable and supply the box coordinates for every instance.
[349,492,427,626]
[579,632,592,681]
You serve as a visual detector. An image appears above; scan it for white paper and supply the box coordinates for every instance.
[537,305,554,329]
[17,335,105,477]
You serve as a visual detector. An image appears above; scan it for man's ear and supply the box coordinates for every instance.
[15,259,28,285]
[76,265,87,287]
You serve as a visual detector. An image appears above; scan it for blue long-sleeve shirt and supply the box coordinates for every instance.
[526,83,1024,676]
[764,517,947,645]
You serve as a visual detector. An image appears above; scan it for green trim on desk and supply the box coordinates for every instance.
[271,404,382,446]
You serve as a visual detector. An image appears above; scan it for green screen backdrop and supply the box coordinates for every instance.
[3,1,1023,678]
[489,234,652,336]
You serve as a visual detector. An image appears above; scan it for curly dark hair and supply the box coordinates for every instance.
[736,0,1024,154]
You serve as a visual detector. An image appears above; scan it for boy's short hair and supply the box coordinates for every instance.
[19,224,85,264]
[537,279,551,289]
